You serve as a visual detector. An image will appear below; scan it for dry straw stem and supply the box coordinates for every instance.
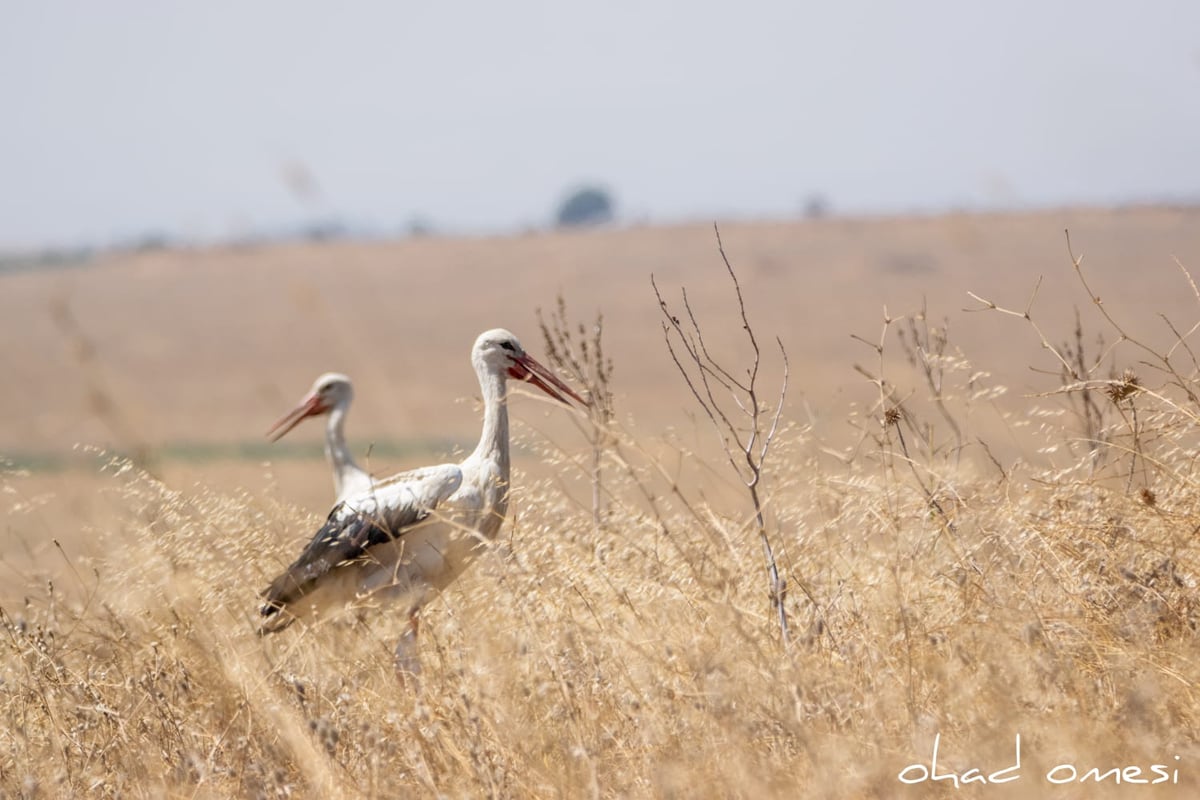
[651,223,790,646]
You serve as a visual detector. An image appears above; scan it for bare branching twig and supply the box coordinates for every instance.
[652,224,791,646]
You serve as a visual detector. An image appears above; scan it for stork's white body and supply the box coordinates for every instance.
[259,329,582,670]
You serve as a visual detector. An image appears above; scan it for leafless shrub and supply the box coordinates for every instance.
[968,230,1200,493]
[651,224,790,645]
[537,294,615,530]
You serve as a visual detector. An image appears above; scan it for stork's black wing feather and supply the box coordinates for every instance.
[260,504,421,615]
[258,464,462,624]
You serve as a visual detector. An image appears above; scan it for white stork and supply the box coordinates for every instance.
[266,372,373,501]
[258,329,584,673]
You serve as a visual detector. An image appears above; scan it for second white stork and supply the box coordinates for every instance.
[258,329,584,672]
[267,372,374,501]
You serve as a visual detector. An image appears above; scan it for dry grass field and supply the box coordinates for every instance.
[3,207,1200,797]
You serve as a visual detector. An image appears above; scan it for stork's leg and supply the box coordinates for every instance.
[393,609,422,682]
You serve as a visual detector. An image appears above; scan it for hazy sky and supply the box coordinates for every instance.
[2,1,1198,248]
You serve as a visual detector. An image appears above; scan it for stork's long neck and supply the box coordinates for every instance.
[325,402,361,496]
[469,364,510,480]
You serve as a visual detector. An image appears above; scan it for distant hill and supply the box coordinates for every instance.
[3,207,1198,473]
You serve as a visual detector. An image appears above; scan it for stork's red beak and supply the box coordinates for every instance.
[508,354,587,406]
[266,392,328,441]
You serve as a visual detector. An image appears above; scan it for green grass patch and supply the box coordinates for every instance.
[1,437,466,474]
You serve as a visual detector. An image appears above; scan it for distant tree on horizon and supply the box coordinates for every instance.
[555,185,615,227]
[803,193,830,219]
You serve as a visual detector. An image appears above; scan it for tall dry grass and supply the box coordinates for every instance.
[3,236,1200,798]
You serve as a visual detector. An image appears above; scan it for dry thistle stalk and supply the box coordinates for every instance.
[651,224,790,646]
[1106,369,1141,404]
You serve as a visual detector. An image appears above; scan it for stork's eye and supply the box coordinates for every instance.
[499,341,517,353]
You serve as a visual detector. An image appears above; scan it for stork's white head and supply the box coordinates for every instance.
[267,372,354,441]
[472,328,585,406]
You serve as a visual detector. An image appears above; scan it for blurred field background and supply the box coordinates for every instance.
[4,207,1200,796]
[6,207,1200,474]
